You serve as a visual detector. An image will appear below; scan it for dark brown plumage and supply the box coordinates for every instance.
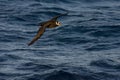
[28,12,68,46]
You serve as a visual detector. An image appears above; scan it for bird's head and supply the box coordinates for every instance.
[56,21,61,26]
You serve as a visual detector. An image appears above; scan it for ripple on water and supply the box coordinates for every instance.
[90,59,120,70]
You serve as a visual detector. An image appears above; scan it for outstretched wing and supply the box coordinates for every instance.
[38,21,47,26]
[28,25,46,46]
[51,12,68,21]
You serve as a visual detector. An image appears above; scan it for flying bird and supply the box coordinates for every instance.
[28,12,68,46]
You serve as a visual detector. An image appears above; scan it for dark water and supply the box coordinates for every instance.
[0,0,120,80]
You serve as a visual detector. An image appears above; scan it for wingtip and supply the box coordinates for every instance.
[27,43,31,46]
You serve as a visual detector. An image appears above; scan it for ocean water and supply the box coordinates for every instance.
[0,0,120,80]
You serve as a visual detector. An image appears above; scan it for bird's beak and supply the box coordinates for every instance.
[59,22,61,26]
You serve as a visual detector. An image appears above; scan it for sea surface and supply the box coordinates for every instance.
[0,0,120,80]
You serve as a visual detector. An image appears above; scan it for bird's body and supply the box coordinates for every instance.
[28,12,68,46]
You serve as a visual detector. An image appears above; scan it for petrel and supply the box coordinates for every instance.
[28,12,68,46]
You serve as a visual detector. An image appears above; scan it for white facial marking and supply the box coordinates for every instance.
[56,21,60,26]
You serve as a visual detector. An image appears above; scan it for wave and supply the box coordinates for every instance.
[90,59,120,70]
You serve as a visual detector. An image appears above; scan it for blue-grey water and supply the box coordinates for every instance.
[0,0,120,80]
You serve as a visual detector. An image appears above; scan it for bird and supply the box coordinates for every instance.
[28,12,68,46]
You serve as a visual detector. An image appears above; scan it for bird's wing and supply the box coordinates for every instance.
[51,12,68,21]
[28,25,46,46]
[38,21,47,26]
